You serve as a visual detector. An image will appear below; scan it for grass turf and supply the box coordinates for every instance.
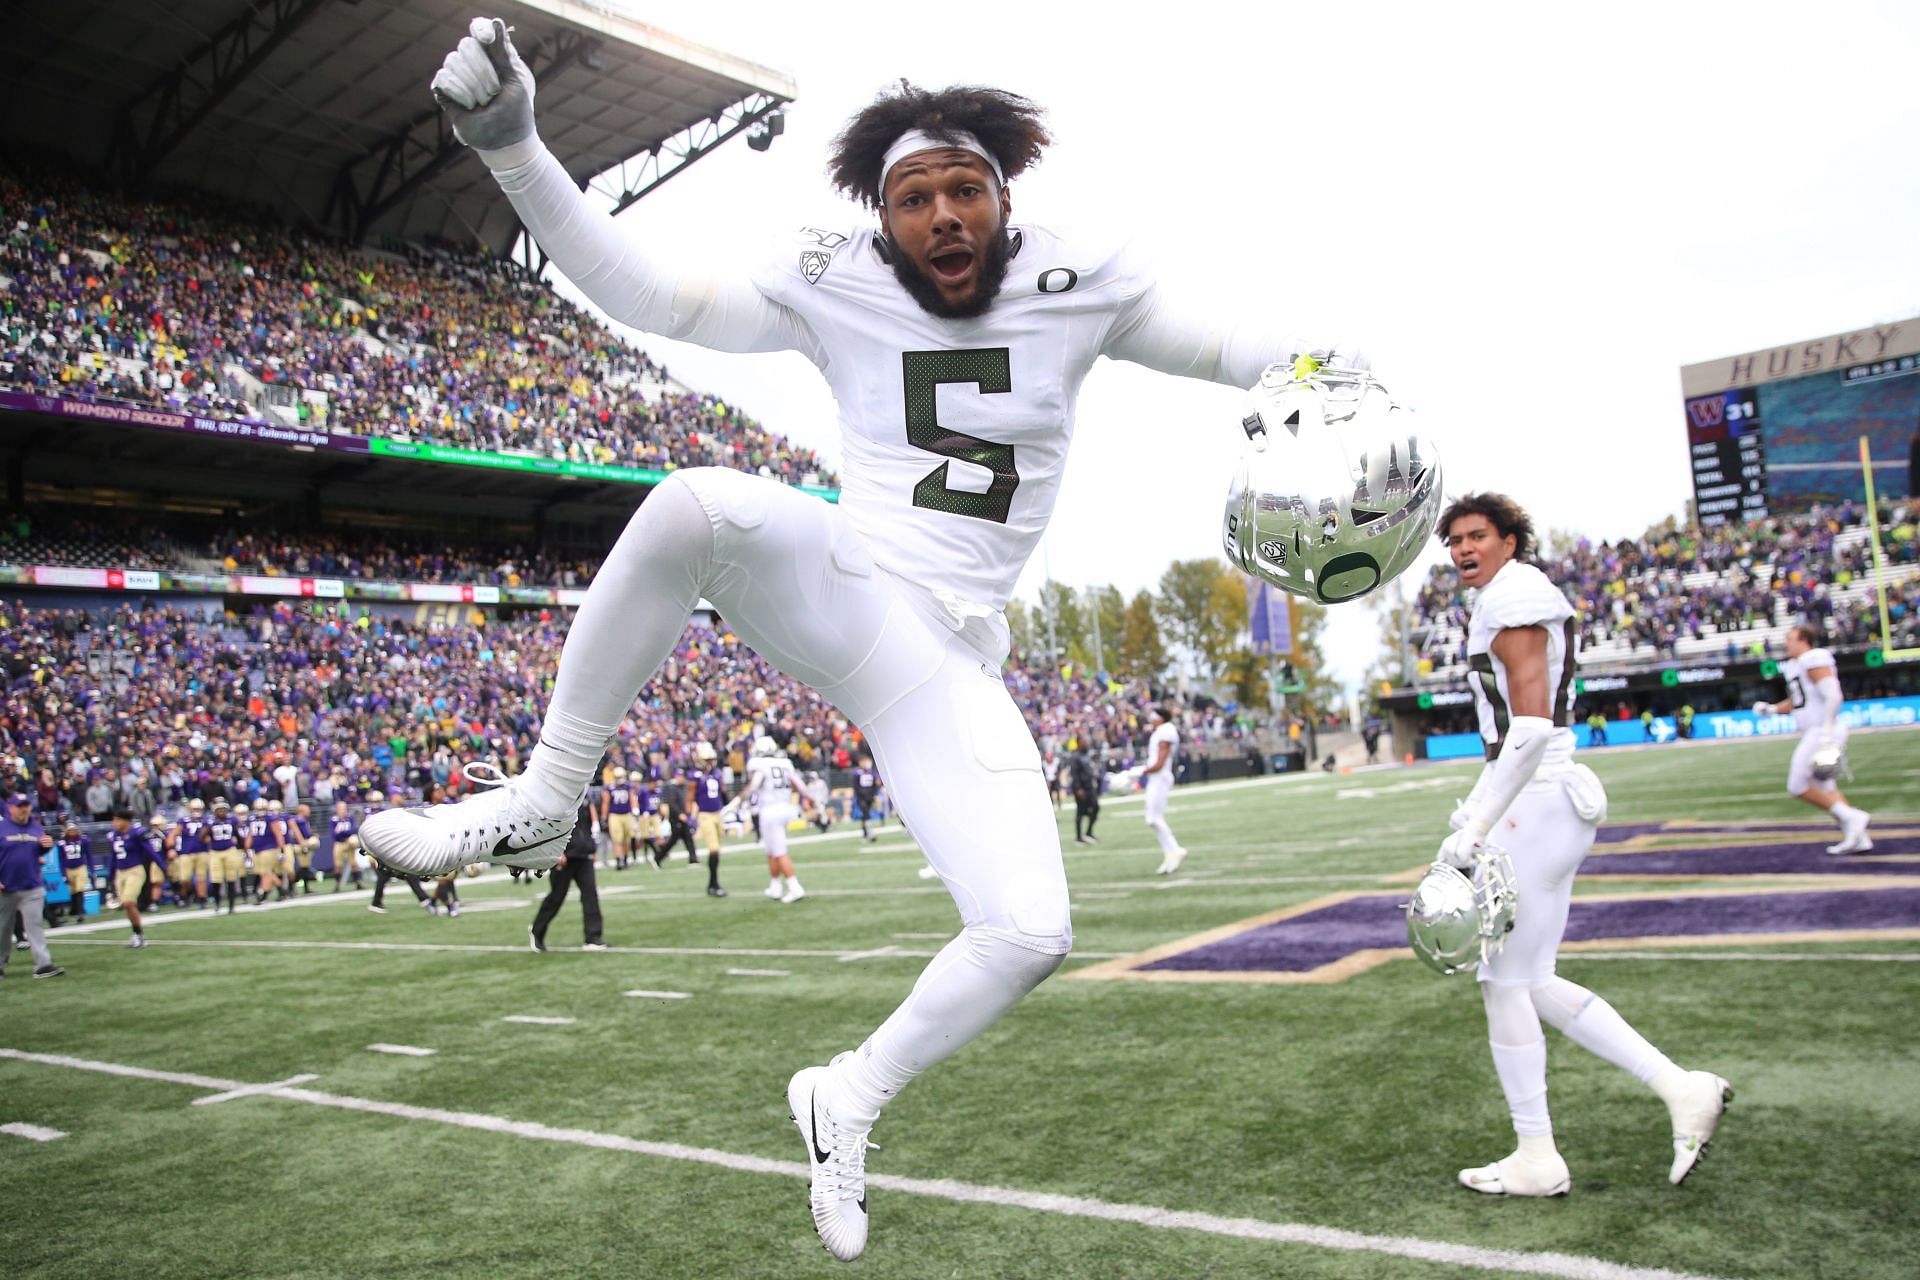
[3,730,1917,1279]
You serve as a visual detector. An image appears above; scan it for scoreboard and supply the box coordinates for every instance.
[1681,317,1920,527]
[1684,387,1769,525]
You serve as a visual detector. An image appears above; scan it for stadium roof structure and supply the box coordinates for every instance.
[8,0,796,253]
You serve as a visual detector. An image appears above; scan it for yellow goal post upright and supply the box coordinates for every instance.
[1859,435,1920,661]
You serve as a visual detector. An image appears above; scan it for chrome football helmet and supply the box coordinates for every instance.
[1223,364,1441,604]
[1404,845,1518,976]
[1810,735,1847,783]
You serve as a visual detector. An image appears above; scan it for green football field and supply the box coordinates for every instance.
[5,731,1919,1280]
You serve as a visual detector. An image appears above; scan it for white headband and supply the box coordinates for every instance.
[880,129,1005,196]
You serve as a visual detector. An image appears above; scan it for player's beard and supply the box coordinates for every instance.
[887,227,1013,320]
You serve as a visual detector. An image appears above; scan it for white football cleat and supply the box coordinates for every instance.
[359,765,571,878]
[1154,847,1188,876]
[781,884,807,905]
[1825,811,1873,856]
[1667,1072,1733,1185]
[788,1061,875,1261]
[1458,1150,1571,1197]
[765,880,785,900]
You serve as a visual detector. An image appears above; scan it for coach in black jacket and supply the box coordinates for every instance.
[529,803,604,951]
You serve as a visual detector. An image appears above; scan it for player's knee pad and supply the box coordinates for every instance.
[1529,975,1597,1031]
[970,867,1072,957]
[1481,979,1543,1044]
[633,468,724,569]
[966,927,1069,995]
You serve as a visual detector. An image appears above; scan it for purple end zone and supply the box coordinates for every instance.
[1138,887,1920,974]
[1584,835,1918,877]
[1594,820,1841,844]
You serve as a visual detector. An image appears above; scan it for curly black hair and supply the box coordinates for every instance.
[829,82,1051,209]
[1434,492,1536,561]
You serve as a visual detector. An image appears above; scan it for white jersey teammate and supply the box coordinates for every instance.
[1754,622,1872,854]
[1435,494,1731,1197]
[1141,708,1187,874]
[366,18,1363,1262]
[733,737,807,903]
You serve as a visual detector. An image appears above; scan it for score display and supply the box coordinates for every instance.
[1683,388,1770,526]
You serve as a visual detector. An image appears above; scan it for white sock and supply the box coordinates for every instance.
[1490,1038,1553,1138]
[829,929,1064,1130]
[1533,977,1673,1086]
[1831,803,1862,825]
[785,875,801,891]
[519,477,711,817]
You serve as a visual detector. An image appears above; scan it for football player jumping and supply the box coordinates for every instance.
[364,17,1359,1261]
[1435,493,1732,1196]
[1754,622,1873,854]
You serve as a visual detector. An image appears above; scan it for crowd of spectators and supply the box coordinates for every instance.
[1414,500,1919,674]
[0,598,1198,822]
[0,162,835,488]
[1,505,602,588]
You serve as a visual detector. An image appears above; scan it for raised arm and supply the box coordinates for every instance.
[1101,267,1364,388]
[433,19,819,359]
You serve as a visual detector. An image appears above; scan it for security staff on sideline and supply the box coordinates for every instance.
[1,793,64,980]
[529,803,606,951]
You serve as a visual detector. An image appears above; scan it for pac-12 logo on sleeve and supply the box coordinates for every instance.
[796,228,848,284]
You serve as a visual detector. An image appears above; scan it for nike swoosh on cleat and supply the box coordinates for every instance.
[809,1087,831,1165]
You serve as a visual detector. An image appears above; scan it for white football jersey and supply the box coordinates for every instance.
[1146,721,1179,785]
[493,146,1327,611]
[751,225,1151,609]
[1465,560,1579,756]
[1782,647,1839,733]
[748,755,798,811]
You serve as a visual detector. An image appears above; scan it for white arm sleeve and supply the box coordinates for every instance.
[1462,716,1554,835]
[1815,675,1844,726]
[1102,277,1318,389]
[477,139,819,358]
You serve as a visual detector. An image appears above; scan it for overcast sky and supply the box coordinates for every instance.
[536,0,1920,690]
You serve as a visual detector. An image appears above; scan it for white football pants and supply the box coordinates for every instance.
[1786,724,1847,797]
[520,468,1071,1127]
[758,805,793,858]
[1143,777,1179,854]
[1475,768,1680,1141]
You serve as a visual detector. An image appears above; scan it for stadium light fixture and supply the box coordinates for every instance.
[747,111,786,152]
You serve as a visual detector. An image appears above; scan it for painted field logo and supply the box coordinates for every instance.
[1069,819,1920,985]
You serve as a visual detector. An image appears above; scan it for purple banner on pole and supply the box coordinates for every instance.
[0,390,370,455]
[1248,580,1292,655]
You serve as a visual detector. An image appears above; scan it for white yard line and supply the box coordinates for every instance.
[0,1047,1729,1280]
[622,990,691,1000]
[500,1016,576,1026]
[724,968,790,978]
[367,1044,436,1057]
[1570,951,1920,963]
[49,937,929,959]
[1,1121,68,1142]
[193,1074,321,1106]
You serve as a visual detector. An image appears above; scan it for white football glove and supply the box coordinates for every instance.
[1435,826,1486,872]
[1751,700,1774,718]
[430,17,537,153]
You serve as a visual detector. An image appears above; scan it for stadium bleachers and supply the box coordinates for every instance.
[0,161,835,490]
[0,596,1205,821]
